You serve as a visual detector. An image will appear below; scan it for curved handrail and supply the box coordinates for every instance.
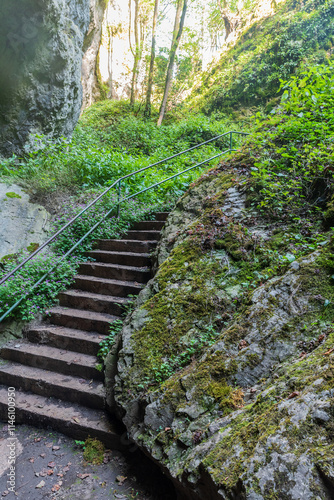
[0,130,249,322]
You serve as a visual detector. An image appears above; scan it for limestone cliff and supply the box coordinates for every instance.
[0,0,106,156]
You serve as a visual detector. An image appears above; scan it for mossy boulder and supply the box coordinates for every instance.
[105,163,334,500]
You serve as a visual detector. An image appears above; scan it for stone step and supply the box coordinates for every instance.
[26,324,104,356]
[152,212,169,221]
[122,230,161,241]
[95,239,157,253]
[0,362,105,409]
[132,220,165,231]
[1,342,103,381]
[49,307,117,335]
[0,387,124,449]
[74,275,144,297]
[59,289,129,316]
[87,250,151,267]
[79,262,151,283]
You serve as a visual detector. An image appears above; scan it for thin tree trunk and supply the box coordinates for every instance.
[157,0,187,126]
[130,0,140,107]
[144,0,160,119]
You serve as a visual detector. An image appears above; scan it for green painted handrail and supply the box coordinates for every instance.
[0,130,249,323]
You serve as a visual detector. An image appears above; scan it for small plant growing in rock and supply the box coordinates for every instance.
[82,438,104,465]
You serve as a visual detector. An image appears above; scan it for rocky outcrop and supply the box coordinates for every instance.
[0,183,50,260]
[105,162,334,499]
[82,0,107,108]
[0,0,106,157]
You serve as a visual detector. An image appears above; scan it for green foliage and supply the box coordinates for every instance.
[248,62,334,220]
[190,0,334,113]
[97,319,123,361]
[0,254,80,321]
[0,103,244,202]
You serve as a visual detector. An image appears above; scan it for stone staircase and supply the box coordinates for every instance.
[0,213,168,447]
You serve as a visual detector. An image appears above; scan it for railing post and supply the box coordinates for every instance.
[230,131,233,152]
[117,180,121,218]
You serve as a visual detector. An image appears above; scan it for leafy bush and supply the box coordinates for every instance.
[0,254,80,321]
[247,62,334,220]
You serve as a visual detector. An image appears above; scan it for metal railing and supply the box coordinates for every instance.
[0,130,249,323]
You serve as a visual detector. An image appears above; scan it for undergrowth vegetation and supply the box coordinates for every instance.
[0,103,245,199]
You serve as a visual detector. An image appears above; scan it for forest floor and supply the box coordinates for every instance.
[0,424,158,500]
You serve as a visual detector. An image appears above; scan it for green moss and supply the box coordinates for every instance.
[0,253,18,264]
[83,438,104,465]
[5,192,21,199]
[26,243,39,253]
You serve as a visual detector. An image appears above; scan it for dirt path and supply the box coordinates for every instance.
[0,423,168,500]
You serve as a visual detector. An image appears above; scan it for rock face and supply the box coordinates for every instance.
[105,162,334,499]
[82,0,107,109]
[0,183,50,260]
[0,0,106,156]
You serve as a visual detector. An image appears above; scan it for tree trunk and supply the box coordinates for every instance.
[157,0,187,126]
[144,0,160,119]
[130,0,140,107]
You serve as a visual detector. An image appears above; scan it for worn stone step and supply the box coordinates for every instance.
[1,342,103,380]
[79,262,151,283]
[153,212,169,221]
[74,275,144,297]
[0,362,105,409]
[122,230,161,241]
[49,306,117,335]
[95,239,157,253]
[132,220,165,231]
[59,289,129,316]
[26,324,105,355]
[87,250,151,267]
[0,387,124,449]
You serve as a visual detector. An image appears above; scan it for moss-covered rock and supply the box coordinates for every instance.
[105,162,334,499]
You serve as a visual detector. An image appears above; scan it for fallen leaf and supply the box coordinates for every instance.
[36,480,45,489]
[77,473,91,479]
[48,462,56,468]
[51,484,61,493]
[40,453,46,458]
[57,473,64,478]
[164,427,171,432]
[34,438,42,443]
[116,475,127,485]
[45,443,53,448]
[47,470,54,476]
[52,446,60,451]
[287,391,300,399]
[39,471,47,477]
[63,466,70,473]
[324,348,334,356]
[2,491,9,497]
[29,458,35,463]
